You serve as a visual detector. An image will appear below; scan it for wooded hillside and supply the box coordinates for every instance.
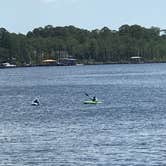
[0,24,166,65]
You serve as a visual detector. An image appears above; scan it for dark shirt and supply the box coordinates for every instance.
[92,97,96,101]
[34,99,39,104]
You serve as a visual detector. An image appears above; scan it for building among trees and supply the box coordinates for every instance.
[0,25,166,66]
[130,56,143,63]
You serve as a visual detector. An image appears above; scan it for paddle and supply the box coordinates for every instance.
[85,93,90,97]
[85,93,94,100]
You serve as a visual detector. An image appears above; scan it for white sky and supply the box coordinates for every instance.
[1,0,166,34]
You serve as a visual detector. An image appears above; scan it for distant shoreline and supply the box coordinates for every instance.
[1,60,166,69]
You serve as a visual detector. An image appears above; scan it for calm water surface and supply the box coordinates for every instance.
[0,63,166,165]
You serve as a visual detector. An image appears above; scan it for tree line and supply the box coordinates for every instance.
[0,24,166,66]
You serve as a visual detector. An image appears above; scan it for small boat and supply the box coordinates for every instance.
[83,100,102,104]
[31,98,40,106]
[31,102,39,106]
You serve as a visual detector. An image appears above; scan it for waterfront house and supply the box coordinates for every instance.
[42,59,57,66]
[59,58,77,66]
[130,56,143,63]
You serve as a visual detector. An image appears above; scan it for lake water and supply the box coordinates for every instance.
[0,63,166,165]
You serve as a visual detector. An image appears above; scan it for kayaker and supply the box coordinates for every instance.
[92,96,97,102]
[33,98,40,105]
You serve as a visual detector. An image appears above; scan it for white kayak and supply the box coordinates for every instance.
[31,102,39,106]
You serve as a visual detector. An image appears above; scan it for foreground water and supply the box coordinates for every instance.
[0,63,166,165]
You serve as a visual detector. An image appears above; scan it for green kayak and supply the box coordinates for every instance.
[83,100,102,104]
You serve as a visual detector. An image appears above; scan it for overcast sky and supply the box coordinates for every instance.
[1,0,166,34]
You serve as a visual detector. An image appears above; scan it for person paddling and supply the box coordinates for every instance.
[33,98,40,105]
[85,93,97,102]
[92,96,97,102]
